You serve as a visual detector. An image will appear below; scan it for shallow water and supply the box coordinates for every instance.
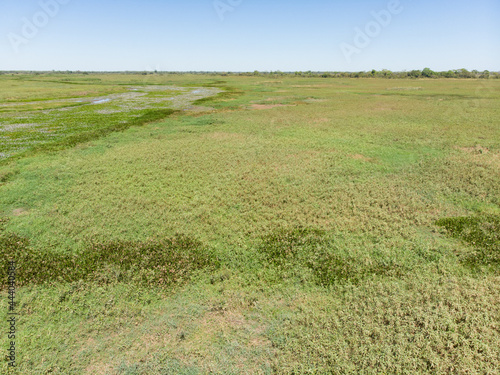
[92,98,111,104]
[0,85,222,160]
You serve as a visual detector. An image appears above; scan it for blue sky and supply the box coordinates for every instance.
[0,0,498,71]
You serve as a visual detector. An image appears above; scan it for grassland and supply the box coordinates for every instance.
[0,73,499,374]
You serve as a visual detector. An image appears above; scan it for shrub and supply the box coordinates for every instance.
[436,215,500,267]
[0,220,218,289]
[259,227,406,286]
[258,227,326,265]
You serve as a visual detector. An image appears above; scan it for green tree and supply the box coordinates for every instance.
[409,70,421,78]
[421,68,435,78]
[480,70,490,79]
[458,68,473,78]
[442,70,455,78]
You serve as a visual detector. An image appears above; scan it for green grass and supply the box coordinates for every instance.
[0,74,217,161]
[0,74,499,374]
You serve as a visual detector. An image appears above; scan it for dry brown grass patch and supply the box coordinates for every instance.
[457,144,490,154]
[12,208,28,216]
[454,145,500,167]
[350,154,377,163]
[205,132,247,141]
[291,84,331,88]
[251,104,295,110]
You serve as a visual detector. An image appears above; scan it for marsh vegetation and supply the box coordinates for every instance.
[0,73,499,374]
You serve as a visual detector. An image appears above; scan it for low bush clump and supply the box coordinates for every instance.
[436,215,500,267]
[0,219,218,288]
[259,227,326,265]
[259,227,406,285]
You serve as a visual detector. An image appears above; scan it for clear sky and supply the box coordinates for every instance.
[1,0,499,71]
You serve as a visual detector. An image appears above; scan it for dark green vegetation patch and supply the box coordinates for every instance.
[259,227,406,285]
[0,168,17,184]
[0,219,218,288]
[259,227,326,264]
[436,215,500,267]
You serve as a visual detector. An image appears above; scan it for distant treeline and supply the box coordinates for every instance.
[287,68,498,79]
[1,68,498,79]
[215,68,498,79]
